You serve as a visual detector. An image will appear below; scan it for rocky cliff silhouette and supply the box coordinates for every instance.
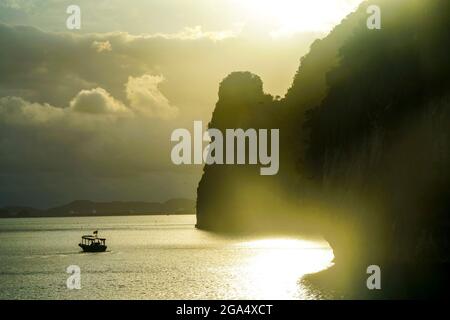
[197,0,450,297]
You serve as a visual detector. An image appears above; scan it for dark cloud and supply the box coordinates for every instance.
[0,22,315,207]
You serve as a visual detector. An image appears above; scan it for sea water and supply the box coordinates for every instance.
[0,215,333,299]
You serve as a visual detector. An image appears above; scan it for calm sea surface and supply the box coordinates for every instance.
[0,215,334,299]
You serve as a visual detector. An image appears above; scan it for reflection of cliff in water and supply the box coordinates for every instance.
[196,0,450,298]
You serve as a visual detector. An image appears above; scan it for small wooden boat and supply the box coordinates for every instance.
[79,231,107,252]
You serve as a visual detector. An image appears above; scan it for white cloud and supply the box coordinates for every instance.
[92,40,112,53]
[1,73,178,125]
[0,73,182,181]
[0,91,177,178]
[126,74,178,119]
[153,26,240,41]
[70,87,128,115]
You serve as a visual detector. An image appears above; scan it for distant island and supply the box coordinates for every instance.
[0,198,195,218]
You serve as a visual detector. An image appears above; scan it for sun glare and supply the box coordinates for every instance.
[241,238,326,249]
[237,238,334,299]
[234,0,364,37]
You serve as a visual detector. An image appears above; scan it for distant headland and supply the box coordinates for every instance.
[0,198,195,218]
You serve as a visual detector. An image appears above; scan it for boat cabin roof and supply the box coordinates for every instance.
[82,235,106,241]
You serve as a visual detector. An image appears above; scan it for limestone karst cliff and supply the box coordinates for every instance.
[196,0,450,297]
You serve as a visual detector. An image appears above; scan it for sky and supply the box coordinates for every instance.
[0,0,363,208]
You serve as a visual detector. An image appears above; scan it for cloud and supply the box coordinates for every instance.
[152,26,239,41]
[0,22,315,207]
[70,87,128,114]
[66,77,178,119]
[0,96,63,125]
[0,91,200,207]
[126,74,178,119]
[91,40,112,53]
[0,23,312,116]
[0,92,174,175]
[0,69,186,181]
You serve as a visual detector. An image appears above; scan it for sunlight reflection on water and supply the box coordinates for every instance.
[236,239,334,299]
[0,216,334,299]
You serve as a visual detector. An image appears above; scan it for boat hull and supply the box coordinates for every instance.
[79,243,107,252]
